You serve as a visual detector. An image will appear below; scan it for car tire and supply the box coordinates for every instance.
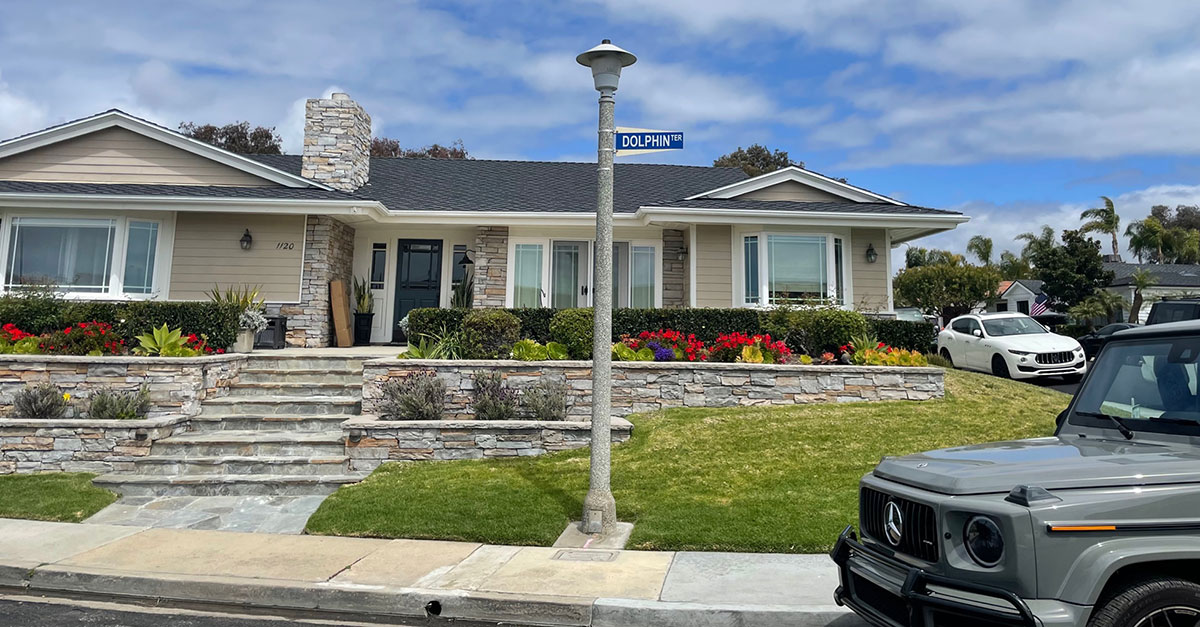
[991,354,1011,379]
[1088,577,1200,627]
[940,348,954,367]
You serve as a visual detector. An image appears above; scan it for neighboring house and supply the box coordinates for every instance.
[0,93,967,347]
[1104,262,1200,323]
[984,280,1045,315]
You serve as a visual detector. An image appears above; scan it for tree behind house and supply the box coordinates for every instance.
[371,137,471,159]
[1030,229,1114,312]
[178,122,282,154]
[713,144,799,177]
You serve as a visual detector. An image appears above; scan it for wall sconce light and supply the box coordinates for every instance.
[676,246,688,262]
[456,249,474,266]
[239,229,253,250]
[865,243,878,264]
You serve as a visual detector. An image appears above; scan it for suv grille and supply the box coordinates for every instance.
[1035,351,1075,365]
[860,487,940,562]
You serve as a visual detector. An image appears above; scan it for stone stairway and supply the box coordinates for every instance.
[93,354,367,497]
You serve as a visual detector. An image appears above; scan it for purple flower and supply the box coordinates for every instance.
[647,342,675,361]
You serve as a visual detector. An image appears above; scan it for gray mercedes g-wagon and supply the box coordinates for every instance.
[833,320,1200,627]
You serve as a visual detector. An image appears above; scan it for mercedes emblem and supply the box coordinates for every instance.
[884,500,904,546]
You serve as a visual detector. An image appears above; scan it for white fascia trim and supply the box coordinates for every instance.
[0,192,384,218]
[637,205,969,229]
[0,110,329,190]
[685,166,905,205]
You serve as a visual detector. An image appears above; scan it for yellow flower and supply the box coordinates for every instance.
[62,393,70,401]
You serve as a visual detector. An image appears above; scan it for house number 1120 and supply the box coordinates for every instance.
[276,242,295,250]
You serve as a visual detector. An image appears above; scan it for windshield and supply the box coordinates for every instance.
[1073,337,1200,429]
[982,317,1047,337]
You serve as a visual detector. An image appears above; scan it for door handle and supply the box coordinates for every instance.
[581,285,589,296]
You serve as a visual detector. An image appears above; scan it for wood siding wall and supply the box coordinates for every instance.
[169,213,306,302]
[737,180,844,202]
[0,128,278,186]
[694,225,732,307]
[850,228,889,311]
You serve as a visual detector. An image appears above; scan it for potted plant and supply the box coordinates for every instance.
[353,277,374,346]
[208,285,267,353]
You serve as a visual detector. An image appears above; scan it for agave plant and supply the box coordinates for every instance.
[133,324,200,357]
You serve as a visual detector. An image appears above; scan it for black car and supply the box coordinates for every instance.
[1077,322,1139,359]
[1147,298,1200,325]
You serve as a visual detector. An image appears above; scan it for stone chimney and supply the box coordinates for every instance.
[301,93,370,191]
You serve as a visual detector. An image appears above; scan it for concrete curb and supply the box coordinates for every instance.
[2,560,865,626]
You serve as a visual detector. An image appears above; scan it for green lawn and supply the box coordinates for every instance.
[0,472,117,522]
[306,370,1068,553]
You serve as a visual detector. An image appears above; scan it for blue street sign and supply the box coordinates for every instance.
[616,131,683,151]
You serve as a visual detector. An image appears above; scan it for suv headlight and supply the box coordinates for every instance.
[1007,349,1034,356]
[964,516,1004,567]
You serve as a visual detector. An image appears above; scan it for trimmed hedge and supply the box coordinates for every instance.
[462,309,521,359]
[407,308,468,341]
[869,319,938,352]
[550,308,594,359]
[762,308,869,354]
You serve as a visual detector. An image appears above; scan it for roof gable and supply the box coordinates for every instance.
[687,165,905,205]
[0,110,325,189]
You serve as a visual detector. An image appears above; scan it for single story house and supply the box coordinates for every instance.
[985,279,1045,315]
[1104,261,1200,323]
[0,93,967,346]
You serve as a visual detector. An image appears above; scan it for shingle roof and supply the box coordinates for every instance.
[0,180,352,200]
[249,155,748,213]
[647,197,961,216]
[1105,261,1200,287]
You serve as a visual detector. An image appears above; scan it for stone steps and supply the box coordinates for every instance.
[237,368,361,384]
[130,455,350,476]
[241,356,372,371]
[188,414,349,433]
[226,382,361,398]
[92,472,367,497]
[199,395,361,417]
[151,431,346,458]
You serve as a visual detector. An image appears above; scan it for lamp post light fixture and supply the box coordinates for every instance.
[240,229,253,250]
[865,243,878,264]
[577,39,636,535]
[456,249,474,267]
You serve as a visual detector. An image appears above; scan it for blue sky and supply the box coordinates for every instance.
[3,1,1200,267]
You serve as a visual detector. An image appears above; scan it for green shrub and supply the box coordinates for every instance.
[379,372,445,420]
[522,378,569,421]
[462,309,521,359]
[13,383,69,419]
[768,308,868,354]
[118,301,240,350]
[408,308,468,342]
[511,338,548,361]
[870,319,938,352]
[471,371,519,420]
[400,325,467,360]
[61,302,122,328]
[510,308,556,343]
[550,308,594,359]
[925,352,953,368]
[88,386,150,420]
[613,308,762,343]
[0,286,65,334]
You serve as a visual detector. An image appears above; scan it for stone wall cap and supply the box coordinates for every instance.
[366,358,941,375]
[0,414,190,429]
[344,416,634,431]
[0,354,247,366]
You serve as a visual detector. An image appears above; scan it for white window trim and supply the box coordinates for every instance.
[0,210,175,300]
[731,226,852,309]
[505,236,662,309]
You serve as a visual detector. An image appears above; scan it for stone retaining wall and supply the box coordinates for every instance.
[342,417,633,472]
[362,360,944,419]
[0,415,188,474]
[0,354,245,419]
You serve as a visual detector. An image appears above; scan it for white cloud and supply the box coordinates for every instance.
[0,71,47,140]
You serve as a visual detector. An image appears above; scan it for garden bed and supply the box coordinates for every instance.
[342,417,633,472]
[0,414,189,474]
[362,359,944,418]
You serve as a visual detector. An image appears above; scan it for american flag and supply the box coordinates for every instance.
[1030,293,1049,316]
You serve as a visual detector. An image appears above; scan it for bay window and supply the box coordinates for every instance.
[3,214,166,298]
[740,232,845,307]
[508,236,658,308]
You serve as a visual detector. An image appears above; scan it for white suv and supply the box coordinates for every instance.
[937,312,1086,382]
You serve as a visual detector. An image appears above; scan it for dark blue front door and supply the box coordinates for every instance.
[393,239,442,342]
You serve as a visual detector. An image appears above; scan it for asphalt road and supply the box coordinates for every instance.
[1028,376,1080,396]
[0,595,422,627]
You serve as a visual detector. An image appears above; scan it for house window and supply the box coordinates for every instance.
[512,243,544,308]
[1017,300,1030,314]
[741,232,844,307]
[996,302,1009,312]
[451,244,468,289]
[122,221,159,295]
[508,237,657,308]
[7,217,117,293]
[369,243,386,290]
[631,245,655,308]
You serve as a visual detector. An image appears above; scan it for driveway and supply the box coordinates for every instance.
[1029,376,1080,396]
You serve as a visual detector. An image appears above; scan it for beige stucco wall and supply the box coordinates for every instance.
[169,213,306,302]
[850,228,889,311]
[694,224,732,307]
[0,127,277,186]
[736,180,844,202]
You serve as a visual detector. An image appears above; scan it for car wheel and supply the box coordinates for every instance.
[939,348,954,367]
[991,354,1011,379]
[1088,577,1200,627]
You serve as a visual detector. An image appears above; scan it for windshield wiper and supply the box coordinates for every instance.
[1148,415,1200,426]
[1075,411,1135,440]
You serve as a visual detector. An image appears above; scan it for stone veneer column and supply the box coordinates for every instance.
[473,226,508,308]
[662,228,688,308]
[281,216,356,347]
[300,93,370,192]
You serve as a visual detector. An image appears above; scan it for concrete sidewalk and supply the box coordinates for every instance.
[0,518,865,626]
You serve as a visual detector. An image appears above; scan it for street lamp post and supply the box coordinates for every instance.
[576,39,636,535]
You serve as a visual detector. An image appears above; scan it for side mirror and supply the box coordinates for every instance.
[972,329,983,338]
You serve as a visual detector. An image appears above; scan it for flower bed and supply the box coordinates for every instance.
[342,417,633,472]
[0,414,189,474]
[363,359,944,419]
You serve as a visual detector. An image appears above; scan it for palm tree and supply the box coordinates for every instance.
[966,235,994,266]
[997,250,1033,279]
[1128,268,1157,323]
[1068,299,1107,332]
[1088,290,1128,324]
[1080,196,1121,258]
[1016,225,1057,260]
[1125,217,1164,263]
